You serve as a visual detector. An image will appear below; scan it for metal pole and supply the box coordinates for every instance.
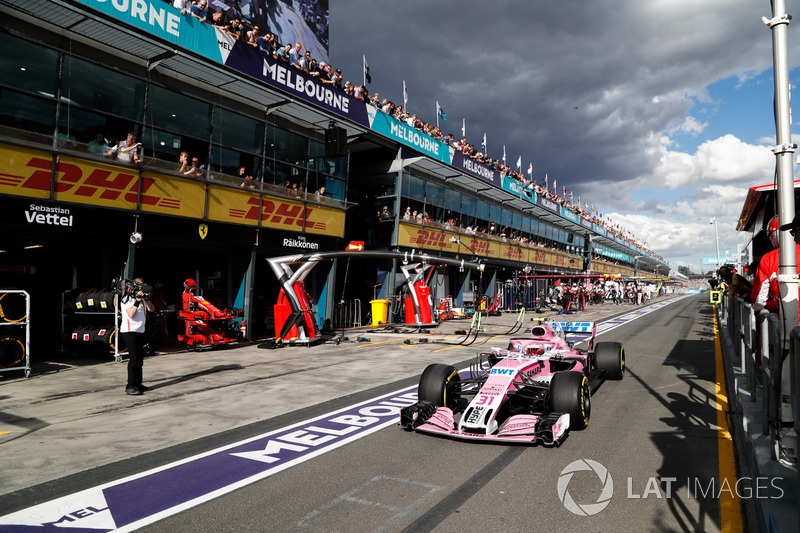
[766,0,799,347]
[710,217,721,269]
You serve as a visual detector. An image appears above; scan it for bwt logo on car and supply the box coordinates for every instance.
[490,368,515,376]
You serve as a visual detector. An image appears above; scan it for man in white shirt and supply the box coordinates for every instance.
[120,278,155,395]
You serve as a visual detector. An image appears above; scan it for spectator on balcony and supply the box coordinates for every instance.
[172,0,189,15]
[227,18,244,40]
[314,185,326,201]
[210,10,228,31]
[320,64,336,85]
[88,132,116,158]
[299,50,312,72]
[117,132,142,165]
[177,151,190,174]
[307,59,320,77]
[333,69,344,90]
[190,0,208,22]
[240,167,257,189]
[183,156,203,178]
[245,25,261,47]
[276,43,291,62]
[289,43,303,69]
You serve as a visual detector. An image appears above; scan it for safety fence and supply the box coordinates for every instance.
[718,293,799,529]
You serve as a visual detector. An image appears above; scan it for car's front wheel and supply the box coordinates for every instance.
[418,363,461,410]
[550,371,591,430]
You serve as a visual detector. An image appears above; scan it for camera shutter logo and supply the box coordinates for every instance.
[557,459,613,516]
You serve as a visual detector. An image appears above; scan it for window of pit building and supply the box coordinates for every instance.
[150,85,211,141]
[427,182,445,222]
[0,32,58,142]
[0,89,56,142]
[63,55,145,123]
[0,32,58,96]
[213,107,264,156]
[461,194,476,227]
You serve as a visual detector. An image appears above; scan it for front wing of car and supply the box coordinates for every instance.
[399,402,570,445]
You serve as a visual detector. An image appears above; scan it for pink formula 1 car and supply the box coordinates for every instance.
[399,319,624,445]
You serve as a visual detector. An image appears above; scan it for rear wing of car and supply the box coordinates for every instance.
[532,318,596,348]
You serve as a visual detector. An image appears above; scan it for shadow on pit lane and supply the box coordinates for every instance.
[146,364,244,391]
[626,365,724,532]
[0,411,48,444]
[624,303,728,531]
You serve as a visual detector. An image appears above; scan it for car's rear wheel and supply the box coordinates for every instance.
[418,363,461,410]
[550,372,591,430]
[595,341,625,380]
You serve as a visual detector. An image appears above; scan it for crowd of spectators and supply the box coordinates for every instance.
[163,0,662,264]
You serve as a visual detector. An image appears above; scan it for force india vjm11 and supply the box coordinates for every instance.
[399,319,625,445]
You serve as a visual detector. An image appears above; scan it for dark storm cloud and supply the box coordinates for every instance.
[329,0,779,192]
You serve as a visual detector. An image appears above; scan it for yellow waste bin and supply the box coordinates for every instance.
[370,299,389,326]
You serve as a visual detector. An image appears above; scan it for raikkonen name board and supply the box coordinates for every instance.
[0,144,344,237]
[397,223,581,268]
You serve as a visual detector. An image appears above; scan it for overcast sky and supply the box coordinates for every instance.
[327,0,800,273]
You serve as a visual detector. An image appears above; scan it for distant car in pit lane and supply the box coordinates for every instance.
[399,319,624,445]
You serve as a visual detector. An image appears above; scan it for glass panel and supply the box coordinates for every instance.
[58,106,111,144]
[445,188,460,213]
[271,126,307,166]
[512,212,522,231]
[324,176,345,201]
[501,208,512,227]
[427,182,444,208]
[0,90,56,136]
[211,146,261,179]
[63,55,144,121]
[149,85,210,139]
[0,32,58,96]
[476,199,490,221]
[213,107,264,154]
[147,127,208,170]
[404,174,425,202]
[490,204,501,226]
[461,194,476,221]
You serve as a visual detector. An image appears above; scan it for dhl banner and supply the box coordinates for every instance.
[208,185,261,227]
[591,260,634,277]
[398,222,585,269]
[0,144,59,200]
[54,155,140,210]
[0,144,345,237]
[141,171,206,219]
[208,185,344,236]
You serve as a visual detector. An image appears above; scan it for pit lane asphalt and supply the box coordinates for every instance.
[0,293,746,532]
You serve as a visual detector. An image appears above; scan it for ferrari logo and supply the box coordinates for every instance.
[199,224,208,239]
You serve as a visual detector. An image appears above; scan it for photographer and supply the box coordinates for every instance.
[120,277,154,395]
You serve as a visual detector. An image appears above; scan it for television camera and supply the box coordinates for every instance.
[112,278,154,301]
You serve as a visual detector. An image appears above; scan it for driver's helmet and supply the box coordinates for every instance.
[768,216,780,248]
[528,345,546,356]
[183,278,197,290]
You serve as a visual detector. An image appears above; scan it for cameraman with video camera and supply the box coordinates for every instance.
[120,277,155,396]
